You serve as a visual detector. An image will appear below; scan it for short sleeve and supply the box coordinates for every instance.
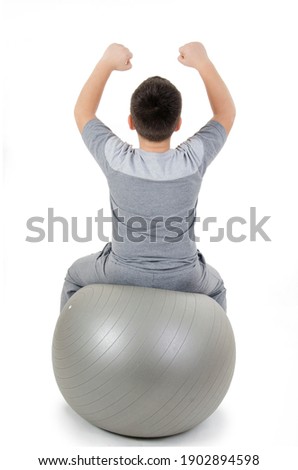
[182,120,227,176]
[81,117,122,175]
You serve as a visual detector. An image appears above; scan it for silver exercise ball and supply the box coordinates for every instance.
[52,284,236,438]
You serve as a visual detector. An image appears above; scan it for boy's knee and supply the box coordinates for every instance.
[218,279,226,294]
[65,259,81,286]
[206,265,225,296]
[216,283,227,312]
[213,280,226,299]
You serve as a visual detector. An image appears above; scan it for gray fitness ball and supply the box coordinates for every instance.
[52,284,236,438]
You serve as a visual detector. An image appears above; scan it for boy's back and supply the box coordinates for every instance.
[82,116,226,269]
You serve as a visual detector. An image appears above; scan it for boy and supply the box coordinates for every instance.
[60,42,236,312]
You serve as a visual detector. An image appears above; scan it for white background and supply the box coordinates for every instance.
[2,0,298,468]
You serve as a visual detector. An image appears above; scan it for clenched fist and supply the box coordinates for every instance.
[100,43,133,71]
[178,42,210,71]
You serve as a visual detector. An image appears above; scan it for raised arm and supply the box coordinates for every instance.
[74,43,133,133]
[178,42,236,135]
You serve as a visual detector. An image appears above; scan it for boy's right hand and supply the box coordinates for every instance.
[100,43,133,72]
[178,42,210,71]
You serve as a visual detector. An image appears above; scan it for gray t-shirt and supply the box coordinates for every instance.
[82,118,226,270]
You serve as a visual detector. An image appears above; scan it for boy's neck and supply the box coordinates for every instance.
[138,135,171,153]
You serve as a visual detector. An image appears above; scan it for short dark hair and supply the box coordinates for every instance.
[130,76,182,142]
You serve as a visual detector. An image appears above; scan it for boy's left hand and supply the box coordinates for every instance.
[100,43,133,71]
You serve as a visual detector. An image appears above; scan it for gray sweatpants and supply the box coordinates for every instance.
[60,242,227,312]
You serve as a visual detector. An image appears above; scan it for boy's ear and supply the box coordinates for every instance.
[175,117,182,132]
[128,114,135,130]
